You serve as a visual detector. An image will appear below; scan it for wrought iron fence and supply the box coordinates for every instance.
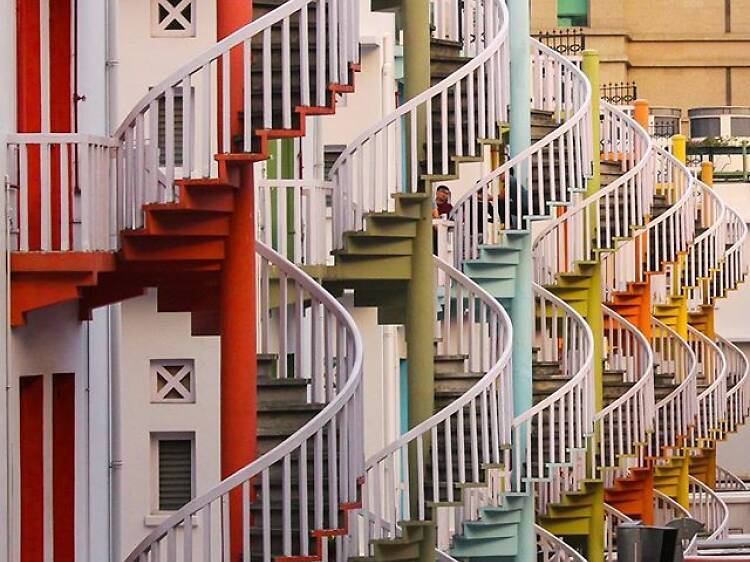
[601,82,638,105]
[533,28,586,58]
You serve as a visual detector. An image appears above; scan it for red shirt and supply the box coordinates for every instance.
[436,202,453,216]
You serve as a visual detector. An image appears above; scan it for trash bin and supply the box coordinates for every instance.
[617,522,682,562]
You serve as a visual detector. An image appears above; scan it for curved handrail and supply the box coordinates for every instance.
[114,0,360,231]
[360,255,513,544]
[533,101,655,286]
[715,465,749,492]
[329,0,510,248]
[451,37,593,264]
[604,503,633,561]
[653,490,699,556]
[595,306,655,482]
[685,179,727,303]
[602,145,697,301]
[125,241,364,561]
[689,325,728,444]
[712,203,748,303]
[717,334,750,434]
[651,316,698,455]
[512,285,595,511]
[536,524,588,562]
[689,475,729,543]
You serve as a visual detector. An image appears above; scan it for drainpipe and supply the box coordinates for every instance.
[108,304,122,562]
[105,0,118,134]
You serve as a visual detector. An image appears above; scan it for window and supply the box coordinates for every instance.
[151,359,195,403]
[158,89,184,167]
[691,117,721,139]
[731,117,750,138]
[153,435,194,512]
[151,0,196,38]
[558,0,588,27]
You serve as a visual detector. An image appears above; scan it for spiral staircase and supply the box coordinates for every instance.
[7,0,750,560]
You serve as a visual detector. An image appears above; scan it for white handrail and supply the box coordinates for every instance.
[125,241,364,562]
[330,0,510,248]
[717,334,750,435]
[255,178,334,266]
[651,316,698,456]
[689,475,729,543]
[451,37,593,264]
[358,255,513,549]
[689,325,728,444]
[653,490,699,556]
[536,524,588,562]
[114,0,360,233]
[533,101,655,287]
[604,503,633,561]
[595,306,655,485]
[710,203,748,303]
[602,145,697,301]
[514,285,595,513]
[715,465,749,492]
[5,133,117,252]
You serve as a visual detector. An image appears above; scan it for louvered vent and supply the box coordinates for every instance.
[158,91,184,166]
[158,439,193,511]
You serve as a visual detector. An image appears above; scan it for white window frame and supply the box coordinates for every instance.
[151,0,196,38]
[151,358,196,403]
[150,432,196,515]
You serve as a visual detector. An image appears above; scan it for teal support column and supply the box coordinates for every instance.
[508,0,534,559]
[401,0,435,521]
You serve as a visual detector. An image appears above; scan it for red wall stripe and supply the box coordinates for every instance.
[52,374,75,562]
[20,376,44,562]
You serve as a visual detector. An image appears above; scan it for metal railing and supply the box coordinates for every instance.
[5,133,117,251]
[331,0,510,250]
[125,241,364,561]
[650,317,698,456]
[356,256,513,551]
[600,82,638,106]
[533,28,586,60]
[718,334,750,435]
[533,101,654,287]
[604,503,633,561]
[536,524,588,561]
[596,307,655,486]
[689,476,729,543]
[451,37,592,264]
[516,286,595,512]
[255,178,333,267]
[689,326,728,445]
[715,465,749,491]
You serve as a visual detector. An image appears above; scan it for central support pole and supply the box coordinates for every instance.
[581,49,605,562]
[401,0,435,525]
[220,163,258,559]
[508,0,535,559]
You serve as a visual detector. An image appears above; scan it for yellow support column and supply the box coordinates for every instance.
[671,134,690,339]
[701,161,715,187]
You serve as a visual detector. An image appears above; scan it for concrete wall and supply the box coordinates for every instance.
[116,0,217,124]
[117,291,221,557]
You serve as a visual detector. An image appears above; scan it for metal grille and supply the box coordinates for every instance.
[533,28,586,57]
[601,82,638,105]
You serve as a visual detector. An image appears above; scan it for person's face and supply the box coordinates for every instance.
[436,189,449,204]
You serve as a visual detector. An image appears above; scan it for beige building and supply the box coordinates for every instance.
[532,0,750,130]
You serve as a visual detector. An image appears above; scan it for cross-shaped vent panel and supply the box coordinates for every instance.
[151,0,196,37]
[151,359,196,403]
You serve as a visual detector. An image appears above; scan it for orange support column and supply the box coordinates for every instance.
[20,376,44,562]
[52,374,75,562]
[633,99,650,132]
[217,0,252,150]
[220,162,258,559]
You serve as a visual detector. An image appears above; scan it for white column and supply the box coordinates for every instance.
[0,0,16,559]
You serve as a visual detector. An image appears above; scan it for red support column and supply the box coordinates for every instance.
[52,374,75,562]
[220,162,258,558]
[20,376,44,562]
[217,0,252,150]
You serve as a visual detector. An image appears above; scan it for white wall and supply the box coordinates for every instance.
[714,183,750,341]
[117,290,221,557]
[116,0,217,124]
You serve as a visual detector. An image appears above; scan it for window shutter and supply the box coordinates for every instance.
[158,439,193,511]
[158,92,184,167]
